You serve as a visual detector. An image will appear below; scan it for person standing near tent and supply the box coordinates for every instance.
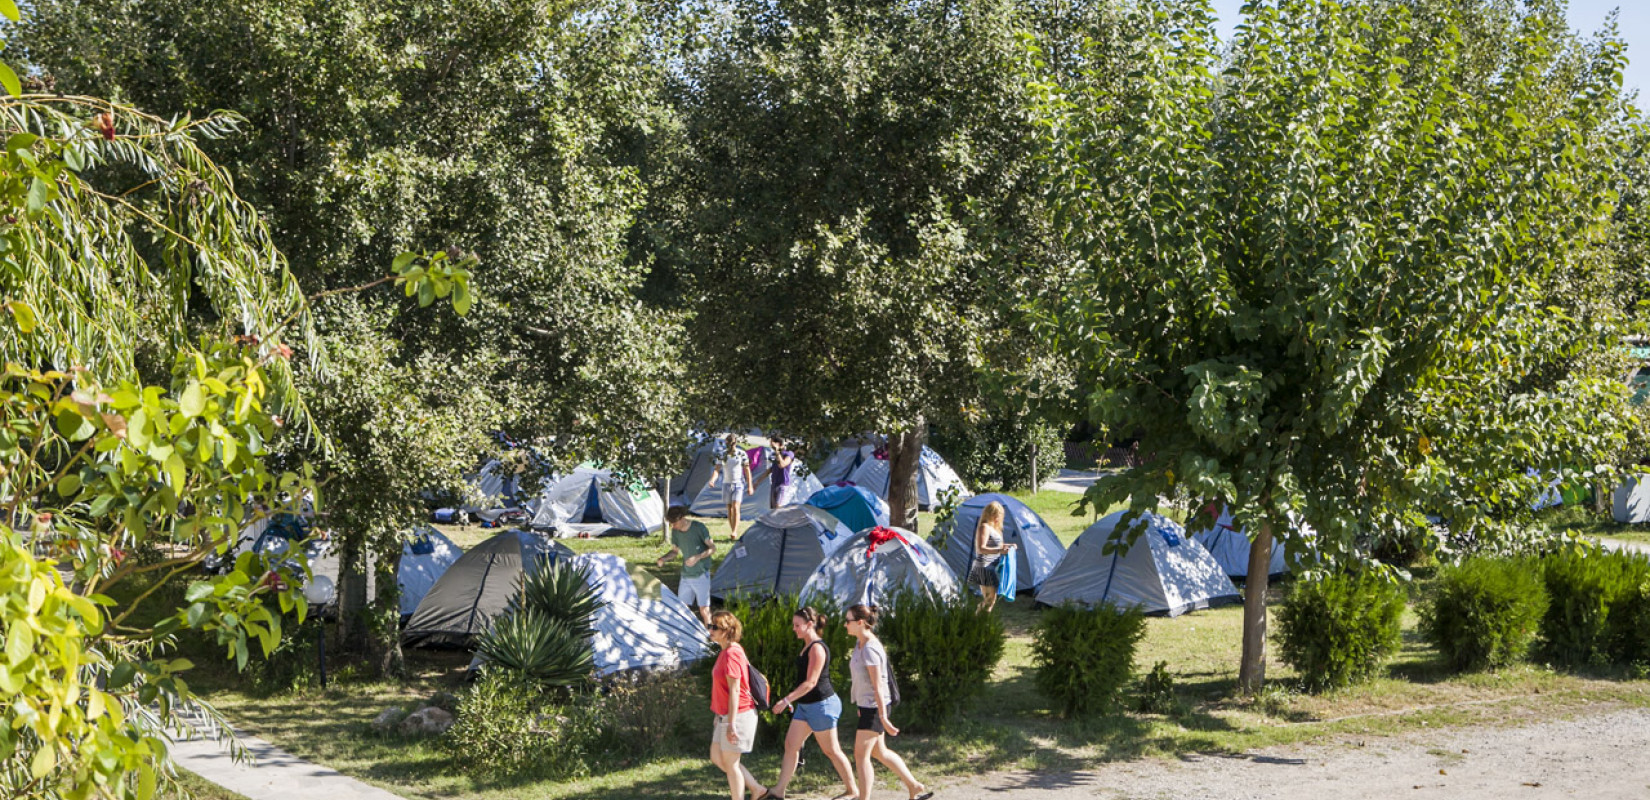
[708,611,770,800]
[658,506,716,626]
[758,437,799,509]
[769,607,859,800]
[708,433,755,539]
[969,501,1016,613]
[845,605,931,800]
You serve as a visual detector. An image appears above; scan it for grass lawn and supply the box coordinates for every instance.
[188,491,1650,800]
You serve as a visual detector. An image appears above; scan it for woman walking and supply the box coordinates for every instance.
[708,611,770,800]
[769,607,859,800]
[845,605,931,800]
[968,501,1016,613]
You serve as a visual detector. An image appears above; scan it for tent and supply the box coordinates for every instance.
[1188,506,1293,579]
[711,506,853,600]
[1615,475,1650,524]
[814,438,880,485]
[805,485,890,535]
[398,526,462,617]
[1036,511,1239,616]
[570,553,712,676]
[402,529,573,648]
[690,456,825,519]
[933,493,1066,593]
[529,465,664,536]
[844,446,970,509]
[800,526,961,608]
[463,459,523,511]
[670,433,776,505]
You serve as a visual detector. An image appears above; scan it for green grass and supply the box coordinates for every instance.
[184,491,1650,800]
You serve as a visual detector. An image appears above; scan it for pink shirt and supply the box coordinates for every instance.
[711,644,755,715]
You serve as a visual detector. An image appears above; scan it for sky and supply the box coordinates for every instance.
[1208,1,1650,98]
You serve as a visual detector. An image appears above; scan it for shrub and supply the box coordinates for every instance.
[720,594,853,742]
[1135,660,1183,716]
[473,560,600,687]
[444,670,601,780]
[1274,570,1405,692]
[595,670,706,759]
[1538,544,1650,669]
[931,414,1064,492]
[519,561,601,636]
[1029,602,1145,718]
[879,591,1006,732]
[1420,557,1548,672]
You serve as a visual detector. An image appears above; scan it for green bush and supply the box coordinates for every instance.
[1420,557,1548,672]
[594,670,706,759]
[444,670,601,781]
[1135,660,1183,716]
[720,594,853,741]
[930,414,1064,492]
[1274,570,1405,692]
[1029,603,1145,718]
[1538,544,1650,669]
[879,591,1006,732]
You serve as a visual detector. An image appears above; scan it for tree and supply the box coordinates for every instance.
[653,0,1103,525]
[1034,0,1634,691]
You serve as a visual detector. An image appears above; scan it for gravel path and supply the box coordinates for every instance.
[956,706,1650,800]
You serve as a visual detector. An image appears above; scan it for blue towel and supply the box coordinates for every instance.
[996,553,1017,602]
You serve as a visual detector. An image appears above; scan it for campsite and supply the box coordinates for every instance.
[11,0,1650,799]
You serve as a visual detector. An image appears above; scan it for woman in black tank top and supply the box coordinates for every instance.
[766,608,858,800]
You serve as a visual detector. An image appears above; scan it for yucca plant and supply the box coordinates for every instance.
[518,561,603,638]
[475,607,596,687]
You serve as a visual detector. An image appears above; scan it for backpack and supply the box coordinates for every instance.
[744,658,773,711]
[886,666,901,707]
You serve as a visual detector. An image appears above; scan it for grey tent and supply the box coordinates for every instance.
[800,526,960,608]
[711,506,853,600]
[933,493,1066,593]
[1615,475,1650,524]
[844,446,971,509]
[814,438,879,485]
[402,529,573,648]
[689,445,824,518]
[1189,505,1293,579]
[1036,511,1239,616]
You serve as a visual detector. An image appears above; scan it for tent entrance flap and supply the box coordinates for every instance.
[582,477,604,523]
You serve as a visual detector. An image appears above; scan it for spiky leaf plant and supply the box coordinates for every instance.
[518,561,603,638]
[475,608,595,687]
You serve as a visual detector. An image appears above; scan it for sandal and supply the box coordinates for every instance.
[910,792,934,800]
[830,794,857,800]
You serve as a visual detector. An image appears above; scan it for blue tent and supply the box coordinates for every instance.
[806,485,890,535]
[933,493,1066,593]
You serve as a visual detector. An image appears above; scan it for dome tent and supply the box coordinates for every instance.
[814,437,879,485]
[670,432,775,506]
[805,485,890,535]
[398,526,462,617]
[570,553,711,677]
[711,505,853,600]
[530,464,664,536]
[933,493,1067,593]
[800,526,961,608]
[845,445,970,509]
[1190,505,1297,579]
[402,529,573,648]
[1036,511,1239,617]
[690,458,825,519]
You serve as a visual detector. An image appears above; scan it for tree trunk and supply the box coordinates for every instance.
[336,532,370,651]
[374,545,405,678]
[886,417,925,533]
[1238,518,1273,694]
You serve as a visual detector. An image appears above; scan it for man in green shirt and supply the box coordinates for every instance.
[657,505,715,625]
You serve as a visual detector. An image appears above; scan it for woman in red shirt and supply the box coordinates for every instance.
[709,611,770,800]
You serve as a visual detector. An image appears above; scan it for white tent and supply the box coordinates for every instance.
[570,553,711,677]
[691,457,825,519]
[403,529,574,648]
[1036,511,1239,616]
[933,493,1066,593]
[712,505,852,600]
[1189,506,1294,579]
[1615,475,1650,524]
[800,526,961,608]
[463,459,523,512]
[844,446,970,509]
[814,438,879,485]
[530,465,664,536]
[398,526,462,617]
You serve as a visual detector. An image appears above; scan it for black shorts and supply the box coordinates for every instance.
[856,705,887,734]
[969,556,1002,589]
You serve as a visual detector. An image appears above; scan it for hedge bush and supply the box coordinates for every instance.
[1420,557,1548,672]
[444,670,601,780]
[1538,544,1650,669]
[1274,570,1405,692]
[1030,603,1145,718]
[879,591,1006,732]
[930,414,1064,492]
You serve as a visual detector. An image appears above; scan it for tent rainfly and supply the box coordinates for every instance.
[670,433,776,505]
[402,529,573,648]
[1035,511,1239,617]
[800,526,960,608]
[1190,506,1293,579]
[571,553,711,676]
[711,505,852,600]
[813,438,879,485]
[398,526,462,617]
[933,493,1066,593]
[530,465,664,536]
[843,445,970,509]
[805,485,890,535]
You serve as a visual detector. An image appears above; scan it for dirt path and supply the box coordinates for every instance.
[956,706,1650,799]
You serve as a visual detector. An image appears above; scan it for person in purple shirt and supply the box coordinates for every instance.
[759,437,798,508]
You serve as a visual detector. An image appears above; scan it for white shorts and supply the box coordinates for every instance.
[679,574,712,608]
[724,483,746,502]
[713,709,758,754]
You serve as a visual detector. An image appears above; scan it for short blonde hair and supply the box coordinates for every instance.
[709,610,743,642]
[980,501,1005,527]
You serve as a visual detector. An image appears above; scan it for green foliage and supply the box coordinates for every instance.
[594,670,706,759]
[1421,558,1548,672]
[444,670,600,781]
[1274,571,1406,692]
[1135,660,1184,717]
[1029,603,1145,718]
[879,591,1006,732]
[1537,543,1650,669]
[518,561,602,639]
[475,561,601,688]
[932,414,1065,492]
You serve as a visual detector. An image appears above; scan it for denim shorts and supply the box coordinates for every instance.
[792,694,842,732]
